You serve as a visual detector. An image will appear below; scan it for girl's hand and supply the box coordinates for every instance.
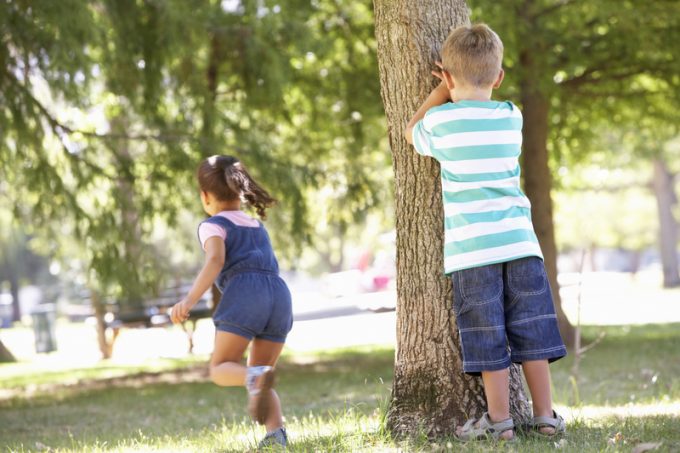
[431,60,446,82]
[170,299,191,324]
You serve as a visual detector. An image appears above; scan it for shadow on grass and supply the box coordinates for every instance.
[1,324,679,452]
[551,323,680,407]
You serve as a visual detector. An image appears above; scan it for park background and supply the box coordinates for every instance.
[1,0,679,451]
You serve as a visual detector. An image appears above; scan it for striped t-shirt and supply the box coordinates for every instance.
[412,99,543,274]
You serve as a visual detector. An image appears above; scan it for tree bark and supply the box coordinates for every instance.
[374,0,530,436]
[652,157,680,288]
[0,339,16,362]
[518,47,576,348]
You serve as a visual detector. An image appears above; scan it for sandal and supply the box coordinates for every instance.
[258,427,287,449]
[455,412,515,441]
[530,410,566,437]
[246,366,276,425]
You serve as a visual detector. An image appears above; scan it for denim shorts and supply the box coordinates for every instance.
[213,271,293,343]
[451,257,566,375]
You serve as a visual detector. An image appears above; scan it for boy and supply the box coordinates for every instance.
[405,24,567,441]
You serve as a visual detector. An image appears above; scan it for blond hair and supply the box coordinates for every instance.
[441,23,503,88]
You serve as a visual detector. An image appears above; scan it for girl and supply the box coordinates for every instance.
[170,155,292,449]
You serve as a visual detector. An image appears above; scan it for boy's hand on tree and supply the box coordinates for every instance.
[431,60,446,81]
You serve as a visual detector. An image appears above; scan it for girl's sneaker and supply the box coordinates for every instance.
[246,366,276,424]
[258,427,287,449]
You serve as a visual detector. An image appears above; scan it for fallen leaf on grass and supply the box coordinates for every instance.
[631,442,662,453]
[554,438,567,449]
[607,432,624,446]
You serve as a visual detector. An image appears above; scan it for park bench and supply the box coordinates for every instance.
[102,287,215,353]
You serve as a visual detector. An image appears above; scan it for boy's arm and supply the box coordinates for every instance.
[404,81,450,145]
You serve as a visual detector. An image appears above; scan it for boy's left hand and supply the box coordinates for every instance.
[431,61,446,82]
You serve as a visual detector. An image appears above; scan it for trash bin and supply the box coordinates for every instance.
[0,296,12,328]
[31,304,57,353]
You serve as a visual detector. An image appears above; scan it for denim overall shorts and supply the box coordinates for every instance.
[201,215,293,343]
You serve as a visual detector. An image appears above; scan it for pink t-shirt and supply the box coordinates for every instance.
[198,211,260,250]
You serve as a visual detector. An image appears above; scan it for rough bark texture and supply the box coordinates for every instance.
[518,42,576,348]
[652,158,680,288]
[374,0,530,436]
[0,339,16,363]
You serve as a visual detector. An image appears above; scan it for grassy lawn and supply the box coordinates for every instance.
[1,324,679,452]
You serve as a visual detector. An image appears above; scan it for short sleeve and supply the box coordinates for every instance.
[198,222,226,251]
[412,118,434,157]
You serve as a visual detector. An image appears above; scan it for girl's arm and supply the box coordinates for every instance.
[170,236,225,324]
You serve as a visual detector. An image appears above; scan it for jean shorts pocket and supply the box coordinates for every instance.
[507,257,548,296]
[456,264,502,313]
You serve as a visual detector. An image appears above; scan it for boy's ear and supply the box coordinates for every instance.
[442,70,456,91]
[493,69,505,89]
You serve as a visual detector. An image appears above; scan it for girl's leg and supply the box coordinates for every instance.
[248,338,285,433]
[209,331,250,386]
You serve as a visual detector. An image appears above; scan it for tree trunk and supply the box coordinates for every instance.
[652,157,680,288]
[374,0,530,436]
[91,291,112,359]
[518,50,576,348]
[10,273,20,322]
[0,339,16,362]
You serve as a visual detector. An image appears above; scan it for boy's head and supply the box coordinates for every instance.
[441,23,503,88]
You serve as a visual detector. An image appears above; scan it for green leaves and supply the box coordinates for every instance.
[1,0,391,302]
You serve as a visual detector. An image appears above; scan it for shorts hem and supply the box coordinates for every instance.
[511,346,567,364]
[463,356,511,376]
[255,333,288,343]
[214,322,255,340]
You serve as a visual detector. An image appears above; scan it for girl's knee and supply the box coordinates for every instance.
[209,362,242,386]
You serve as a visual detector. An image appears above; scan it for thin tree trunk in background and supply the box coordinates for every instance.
[652,157,680,288]
[91,290,112,359]
[374,0,530,436]
[518,42,576,348]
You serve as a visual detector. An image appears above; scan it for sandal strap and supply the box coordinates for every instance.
[481,413,514,433]
[532,410,566,431]
[456,412,514,441]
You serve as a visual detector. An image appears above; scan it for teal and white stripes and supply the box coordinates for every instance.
[412,99,543,273]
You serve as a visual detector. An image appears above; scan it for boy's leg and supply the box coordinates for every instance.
[451,264,515,439]
[249,338,285,432]
[209,331,250,386]
[503,257,567,434]
[522,359,556,434]
[482,368,510,422]
[455,367,514,440]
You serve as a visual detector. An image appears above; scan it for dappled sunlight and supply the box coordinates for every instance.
[560,271,680,325]
[560,402,680,420]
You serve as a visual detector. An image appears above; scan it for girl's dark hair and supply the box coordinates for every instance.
[197,155,276,219]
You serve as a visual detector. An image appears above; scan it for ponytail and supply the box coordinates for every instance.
[197,155,276,219]
[224,161,276,219]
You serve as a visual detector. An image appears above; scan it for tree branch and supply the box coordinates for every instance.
[531,0,580,20]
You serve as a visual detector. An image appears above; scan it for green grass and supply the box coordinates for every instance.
[1,326,679,452]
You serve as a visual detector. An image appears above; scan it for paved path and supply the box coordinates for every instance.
[2,271,678,364]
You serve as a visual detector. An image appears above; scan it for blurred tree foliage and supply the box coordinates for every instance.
[0,0,389,313]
